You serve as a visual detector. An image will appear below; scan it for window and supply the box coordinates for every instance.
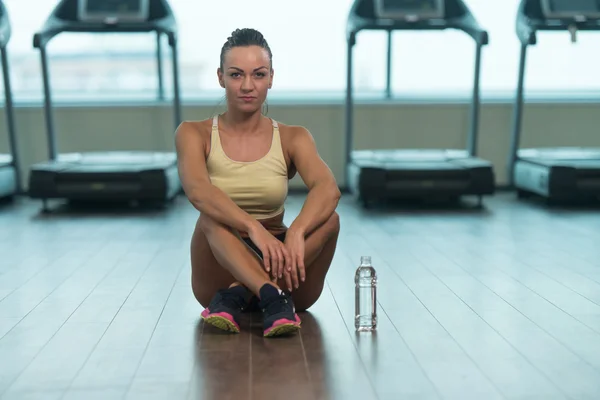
[352,0,600,98]
[3,0,600,103]
[3,0,357,101]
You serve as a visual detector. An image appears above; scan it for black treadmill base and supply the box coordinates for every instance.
[28,173,181,201]
[0,163,17,199]
[28,152,181,205]
[355,194,486,211]
[513,156,600,203]
[38,197,176,214]
[515,190,600,208]
[347,150,495,207]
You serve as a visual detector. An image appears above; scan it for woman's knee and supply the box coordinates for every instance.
[191,279,213,309]
[293,283,325,312]
[326,211,340,236]
[198,212,217,235]
[198,213,241,242]
[191,263,235,309]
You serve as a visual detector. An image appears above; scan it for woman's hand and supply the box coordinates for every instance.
[247,223,291,280]
[283,228,306,291]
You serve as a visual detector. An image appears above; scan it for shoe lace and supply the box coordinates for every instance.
[261,293,291,314]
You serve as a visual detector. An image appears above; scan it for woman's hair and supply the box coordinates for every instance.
[219,28,273,70]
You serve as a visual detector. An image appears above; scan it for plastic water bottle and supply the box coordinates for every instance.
[355,256,377,331]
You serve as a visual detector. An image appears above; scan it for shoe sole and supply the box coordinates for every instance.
[264,318,301,337]
[201,310,240,333]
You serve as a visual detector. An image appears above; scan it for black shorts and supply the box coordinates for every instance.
[243,231,287,259]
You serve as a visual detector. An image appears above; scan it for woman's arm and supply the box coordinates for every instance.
[175,122,260,233]
[287,126,341,237]
[176,121,292,278]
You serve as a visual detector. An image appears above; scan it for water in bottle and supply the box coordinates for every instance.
[355,256,377,331]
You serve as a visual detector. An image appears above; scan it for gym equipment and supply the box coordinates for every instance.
[28,0,181,210]
[0,0,21,200]
[345,0,495,207]
[508,0,600,202]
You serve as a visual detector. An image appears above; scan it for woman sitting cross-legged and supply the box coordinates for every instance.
[175,28,341,337]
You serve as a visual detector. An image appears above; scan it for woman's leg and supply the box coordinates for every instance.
[191,213,300,336]
[275,211,340,311]
[190,218,237,309]
[193,212,279,299]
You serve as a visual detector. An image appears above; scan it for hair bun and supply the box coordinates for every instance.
[220,28,273,69]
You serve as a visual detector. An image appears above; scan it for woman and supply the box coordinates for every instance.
[175,28,341,337]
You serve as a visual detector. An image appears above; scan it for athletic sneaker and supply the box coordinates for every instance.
[259,283,301,337]
[200,285,254,333]
[244,294,260,313]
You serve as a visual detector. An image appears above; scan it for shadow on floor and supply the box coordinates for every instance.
[191,311,331,399]
[25,197,180,220]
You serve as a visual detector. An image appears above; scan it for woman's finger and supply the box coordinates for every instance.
[262,245,271,273]
[276,247,285,279]
[273,244,282,276]
[284,270,293,292]
[280,244,292,278]
[297,253,306,283]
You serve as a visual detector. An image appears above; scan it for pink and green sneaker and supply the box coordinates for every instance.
[258,284,301,337]
[201,286,254,333]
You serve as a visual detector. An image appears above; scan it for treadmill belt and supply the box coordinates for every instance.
[377,161,468,170]
[523,158,600,169]
[49,151,178,172]
[0,154,11,166]
[57,151,176,163]
[57,165,151,173]
[519,147,600,169]
[350,149,489,172]
[352,149,471,162]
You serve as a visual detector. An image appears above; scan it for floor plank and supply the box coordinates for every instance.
[1,193,600,399]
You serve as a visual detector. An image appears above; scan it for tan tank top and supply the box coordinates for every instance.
[206,115,288,220]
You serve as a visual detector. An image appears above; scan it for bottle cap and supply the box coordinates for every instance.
[361,256,371,264]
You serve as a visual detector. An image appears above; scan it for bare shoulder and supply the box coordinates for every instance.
[175,119,212,140]
[277,122,315,148]
[276,120,335,189]
[175,119,213,155]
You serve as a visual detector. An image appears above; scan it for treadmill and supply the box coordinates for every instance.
[345,0,495,207]
[0,0,21,200]
[508,0,600,202]
[28,0,182,210]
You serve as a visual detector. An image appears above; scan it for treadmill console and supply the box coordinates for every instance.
[541,0,600,19]
[78,0,150,24]
[374,0,444,20]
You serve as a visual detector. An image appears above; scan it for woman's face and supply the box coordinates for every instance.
[218,45,273,114]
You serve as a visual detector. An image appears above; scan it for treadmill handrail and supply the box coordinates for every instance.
[347,0,488,46]
[33,1,178,48]
[0,0,22,193]
[0,1,10,48]
[516,0,600,46]
[33,19,177,48]
[33,0,182,161]
[516,0,536,45]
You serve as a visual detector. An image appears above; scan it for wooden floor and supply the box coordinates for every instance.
[1,193,600,400]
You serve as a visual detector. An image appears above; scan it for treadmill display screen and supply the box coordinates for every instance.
[78,0,150,23]
[374,0,444,20]
[541,0,600,18]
